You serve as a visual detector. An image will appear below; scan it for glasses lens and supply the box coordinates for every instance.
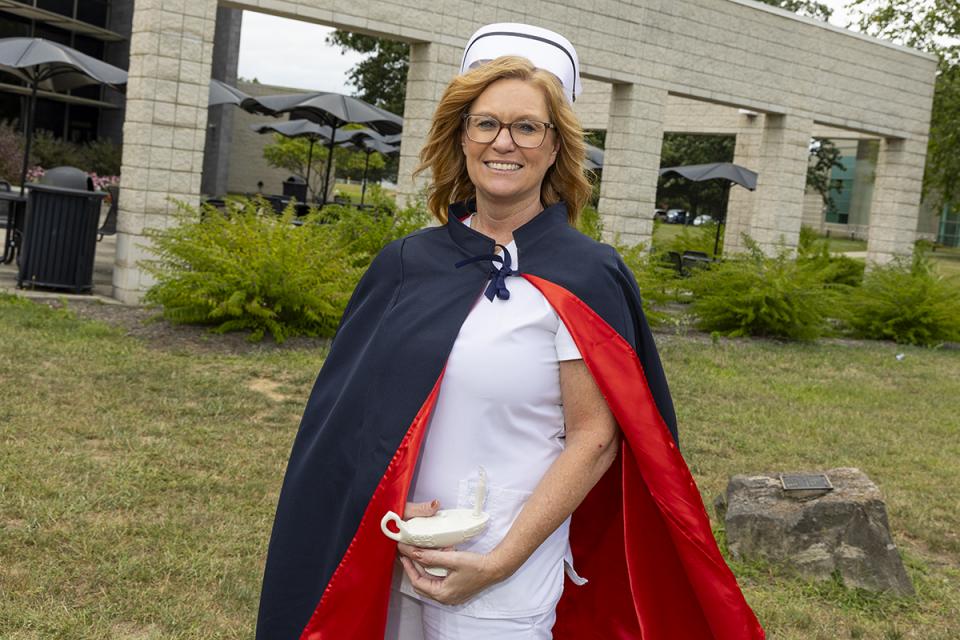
[510,121,547,148]
[466,116,501,143]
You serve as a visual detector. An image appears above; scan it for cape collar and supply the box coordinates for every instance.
[446,200,570,257]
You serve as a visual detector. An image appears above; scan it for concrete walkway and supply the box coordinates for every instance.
[0,215,121,305]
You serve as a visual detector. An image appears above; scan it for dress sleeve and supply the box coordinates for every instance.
[555,316,583,361]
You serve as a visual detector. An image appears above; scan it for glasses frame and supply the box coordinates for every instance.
[461,113,557,149]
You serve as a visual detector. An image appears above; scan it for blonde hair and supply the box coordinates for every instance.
[415,56,592,224]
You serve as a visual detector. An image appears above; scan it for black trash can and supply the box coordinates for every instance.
[282,175,307,202]
[17,182,107,293]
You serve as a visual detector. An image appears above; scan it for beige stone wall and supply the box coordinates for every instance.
[115,0,218,304]
[116,0,937,301]
[225,80,308,196]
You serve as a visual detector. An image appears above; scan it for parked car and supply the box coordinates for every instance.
[653,208,667,221]
[665,208,688,224]
[692,214,714,226]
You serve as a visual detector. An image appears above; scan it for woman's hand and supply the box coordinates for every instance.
[398,547,505,606]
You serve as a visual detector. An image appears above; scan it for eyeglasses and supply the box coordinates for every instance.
[462,114,556,149]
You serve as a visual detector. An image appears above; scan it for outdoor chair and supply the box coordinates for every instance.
[97,185,119,241]
[0,179,10,226]
[681,250,712,273]
[664,250,684,275]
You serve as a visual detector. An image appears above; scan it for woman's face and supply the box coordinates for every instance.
[462,78,559,208]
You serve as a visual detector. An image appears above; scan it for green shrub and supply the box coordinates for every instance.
[576,205,603,241]
[26,129,122,177]
[142,195,429,342]
[797,225,865,286]
[0,120,24,184]
[618,242,679,327]
[143,198,359,343]
[655,220,720,256]
[686,238,840,341]
[320,187,429,268]
[843,249,960,346]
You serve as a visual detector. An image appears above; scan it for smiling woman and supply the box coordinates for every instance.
[256,23,764,640]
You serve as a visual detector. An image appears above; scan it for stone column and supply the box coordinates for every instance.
[723,113,763,255]
[113,0,218,304]
[866,136,927,264]
[395,41,460,212]
[597,81,667,247]
[749,113,812,254]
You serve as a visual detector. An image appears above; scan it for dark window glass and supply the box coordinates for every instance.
[0,94,25,129]
[37,0,75,19]
[73,35,104,59]
[77,0,109,28]
[33,98,66,139]
[67,104,98,143]
[34,23,71,46]
[0,14,32,38]
[72,85,102,101]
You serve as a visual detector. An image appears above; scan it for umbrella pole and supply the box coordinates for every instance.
[714,181,732,257]
[19,79,38,197]
[305,139,314,200]
[321,125,338,206]
[360,151,371,205]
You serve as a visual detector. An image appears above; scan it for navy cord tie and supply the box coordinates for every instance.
[455,244,518,301]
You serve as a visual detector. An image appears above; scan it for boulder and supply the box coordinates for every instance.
[722,467,914,596]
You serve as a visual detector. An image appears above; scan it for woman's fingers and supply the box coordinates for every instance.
[402,499,440,519]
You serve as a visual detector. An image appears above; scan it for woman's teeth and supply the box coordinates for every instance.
[486,162,522,171]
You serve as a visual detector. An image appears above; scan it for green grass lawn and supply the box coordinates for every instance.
[1,296,958,639]
[334,181,395,203]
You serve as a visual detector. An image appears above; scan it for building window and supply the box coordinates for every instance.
[36,0,75,20]
[826,154,855,225]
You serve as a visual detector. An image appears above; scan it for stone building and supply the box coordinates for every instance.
[0,1,939,304]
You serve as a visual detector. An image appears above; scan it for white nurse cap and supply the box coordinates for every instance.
[460,23,582,104]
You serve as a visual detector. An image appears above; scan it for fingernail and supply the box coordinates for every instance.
[430,500,439,509]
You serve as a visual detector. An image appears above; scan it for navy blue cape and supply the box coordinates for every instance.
[256,202,763,640]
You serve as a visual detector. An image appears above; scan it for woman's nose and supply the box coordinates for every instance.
[491,125,516,151]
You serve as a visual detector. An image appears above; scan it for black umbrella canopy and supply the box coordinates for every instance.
[658,162,759,257]
[0,37,127,90]
[253,92,402,205]
[208,79,282,115]
[340,136,399,156]
[209,79,250,107]
[256,91,403,136]
[659,162,758,190]
[0,37,127,195]
[252,119,351,142]
[585,143,604,171]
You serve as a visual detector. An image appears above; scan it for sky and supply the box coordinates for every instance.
[236,1,866,95]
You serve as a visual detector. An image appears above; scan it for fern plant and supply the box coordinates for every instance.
[686,238,841,341]
[843,249,960,346]
[143,198,361,342]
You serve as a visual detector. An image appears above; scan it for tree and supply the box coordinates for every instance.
[326,32,409,116]
[850,0,959,211]
[807,138,846,215]
[262,135,328,199]
[656,134,735,217]
[754,0,833,21]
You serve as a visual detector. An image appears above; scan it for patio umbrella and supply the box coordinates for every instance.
[208,79,277,115]
[208,79,250,107]
[658,162,759,255]
[0,37,127,195]
[339,135,399,205]
[255,91,403,205]
[251,120,371,199]
[585,143,604,171]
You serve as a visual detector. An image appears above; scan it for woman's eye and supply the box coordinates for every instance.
[514,122,539,134]
[475,118,498,130]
